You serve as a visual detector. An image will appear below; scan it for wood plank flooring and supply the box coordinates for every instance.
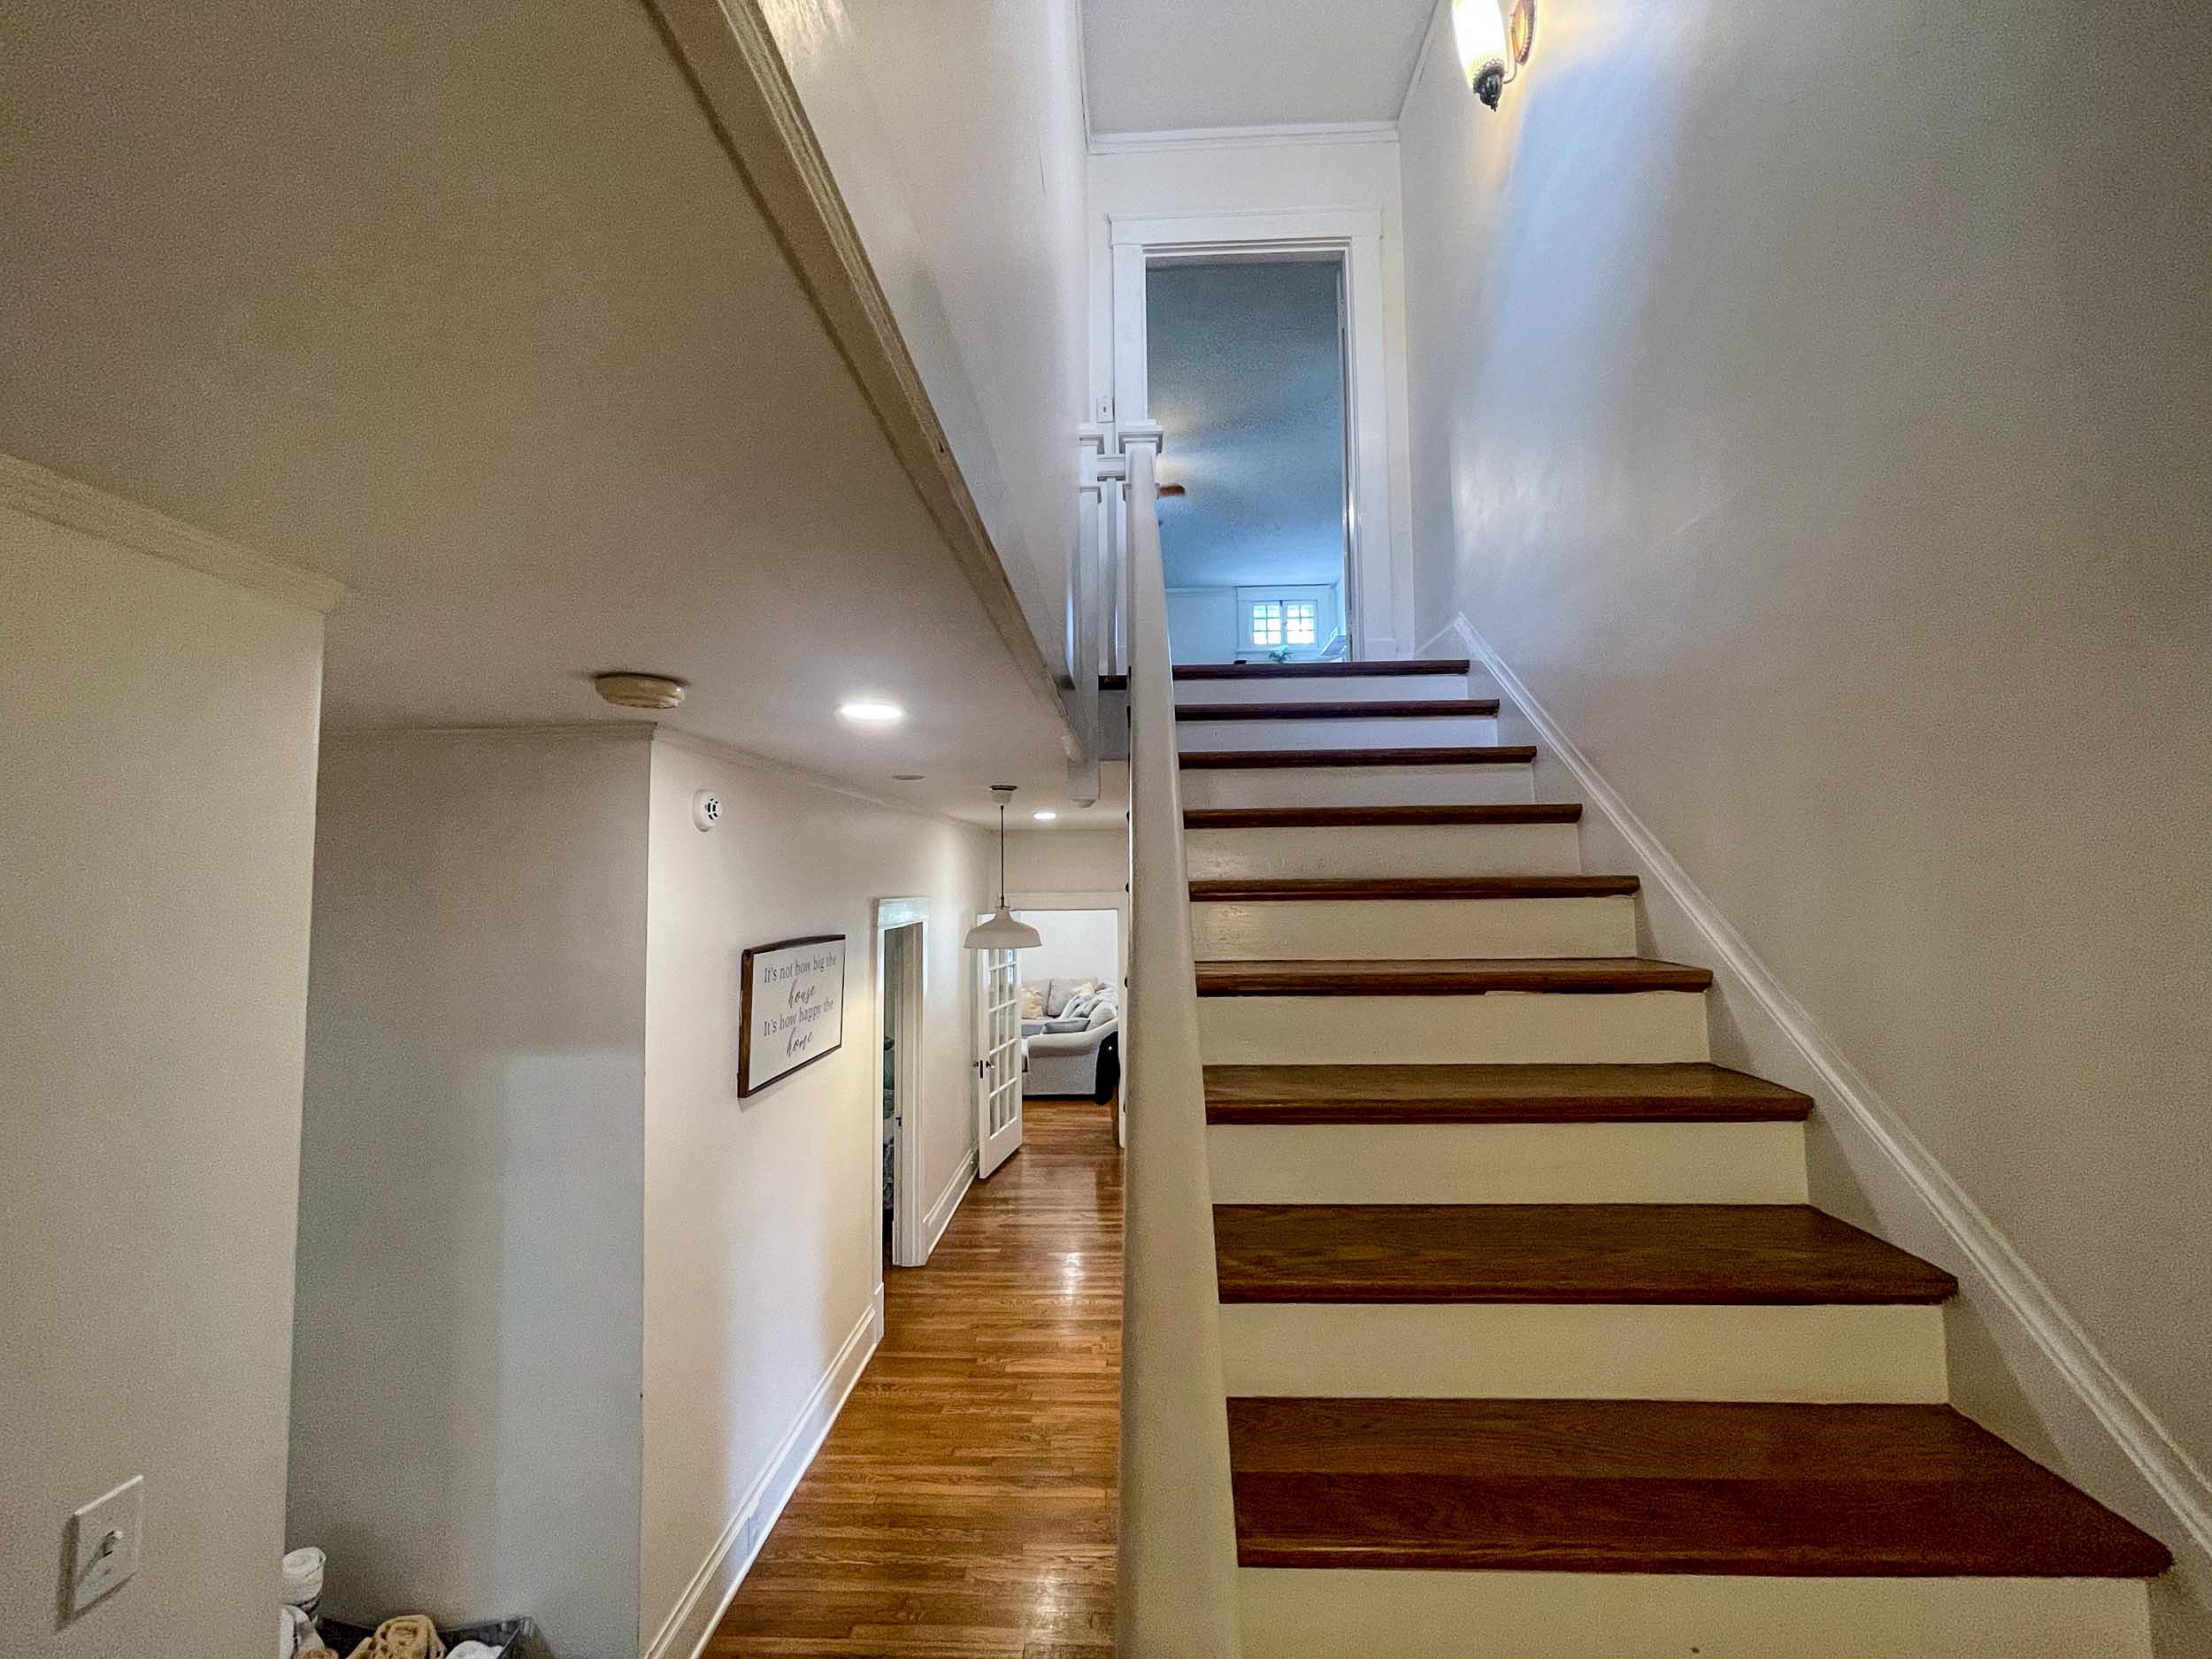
[703,1098,1121,1658]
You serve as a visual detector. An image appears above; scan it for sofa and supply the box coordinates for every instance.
[1020,977,1119,1097]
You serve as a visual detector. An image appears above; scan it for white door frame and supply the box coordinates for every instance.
[1110,206,1404,660]
[873,897,929,1269]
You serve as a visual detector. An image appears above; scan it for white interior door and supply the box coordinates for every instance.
[975,946,1025,1178]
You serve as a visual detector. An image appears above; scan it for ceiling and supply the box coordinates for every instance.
[1149,260,1348,589]
[1082,0,1439,134]
[0,0,1107,829]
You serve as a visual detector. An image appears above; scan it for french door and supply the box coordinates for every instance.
[975,946,1025,1178]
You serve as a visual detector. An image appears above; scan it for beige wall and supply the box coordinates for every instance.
[1,497,325,1655]
[290,728,651,1655]
[1399,0,2212,1640]
[640,736,992,1651]
[1003,826,1129,896]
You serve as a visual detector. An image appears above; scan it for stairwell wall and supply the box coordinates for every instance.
[1397,0,2212,1645]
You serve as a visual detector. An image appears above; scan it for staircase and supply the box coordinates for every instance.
[1173,657,2170,1659]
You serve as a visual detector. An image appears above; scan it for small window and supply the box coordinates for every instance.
[1248,601,1284,649]
[1284,601,1317,646]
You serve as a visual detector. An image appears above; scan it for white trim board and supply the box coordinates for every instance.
[1089,120,1399,156]
[1427,611,2212,1611]
[920,1149,977,1263]
[643,1294,882,1659]
[0,450,347,614]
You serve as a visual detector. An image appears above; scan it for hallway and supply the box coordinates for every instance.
[705,1098,1122,1657]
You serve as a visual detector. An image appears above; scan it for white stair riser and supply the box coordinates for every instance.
[1219,1302,1947,1402]
[1185,823,1583,881]
[1175,673,1470,705]
[1177,714,1500,750]
[1190,896,1636,961]
[1206,1120,1808,1204]
[1240,1570,2151,1659]
[1198,992,1711,1065]
[1180,764,1536,811]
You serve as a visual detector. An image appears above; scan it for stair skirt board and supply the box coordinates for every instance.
[1205,1120,1809,1205]
[1237,1569,2153,1659]
[1190,896,1638,961]
[1175,715,1502,751]
[1197,992,1712,1066]
[1185,823,1584,881]
[1175,674,1472,706]
[1179,764,1538,811]
[1217,1302,1948,1402]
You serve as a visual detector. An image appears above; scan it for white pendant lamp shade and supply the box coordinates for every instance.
[964,909,1043,951]
[964,784,1043,950]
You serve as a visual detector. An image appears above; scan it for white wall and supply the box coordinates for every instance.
[639,735,994,1655]
[1087,133,1415,651]
[1,490,325,1656]
[290,728,651,1655]
[1003,826,1129,895]
[764,0,1090,672]
[1399,0,2212,1642]
[1012,910,1121,987]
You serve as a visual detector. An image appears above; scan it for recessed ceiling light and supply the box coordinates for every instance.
[838,700,904,726]
[1033,810,1058,821]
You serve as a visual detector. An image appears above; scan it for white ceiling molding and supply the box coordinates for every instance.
[1088,120,1400,157]
[0,451,347,616]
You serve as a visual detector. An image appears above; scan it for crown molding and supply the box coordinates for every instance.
[0,451,347,615]
[1088,119,1399,157]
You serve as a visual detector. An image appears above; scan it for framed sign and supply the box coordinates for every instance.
[738,933,847,1097]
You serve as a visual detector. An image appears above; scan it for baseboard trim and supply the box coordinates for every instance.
[1428,611,2212,1575]
[644,1297,883,1659]
[920,1150,977,1263]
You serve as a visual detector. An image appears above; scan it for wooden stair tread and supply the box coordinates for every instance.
[1180,745,1535,770]
[1226,1398,2174,1577]
[1203,1063,1813,1124]
[1173,658,1471,680]
[1176,698,1500,720]
[1212,1204,1958,1303]
[1189,875,1637,902]
[1194,957,1713,996]
[1186,803,1582,829]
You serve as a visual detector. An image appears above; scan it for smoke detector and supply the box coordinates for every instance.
[594,672,687,710]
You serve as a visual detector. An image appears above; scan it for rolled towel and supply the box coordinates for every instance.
[346,1615,445,1659]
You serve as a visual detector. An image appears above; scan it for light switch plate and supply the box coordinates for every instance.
[68,1476,142,1617]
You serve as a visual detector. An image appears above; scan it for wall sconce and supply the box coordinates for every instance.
[1452,0,1535,111]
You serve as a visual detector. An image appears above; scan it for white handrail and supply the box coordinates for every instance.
[1116,429,1244,1657]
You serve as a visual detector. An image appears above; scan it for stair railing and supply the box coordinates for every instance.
[1115,420,1245,1658]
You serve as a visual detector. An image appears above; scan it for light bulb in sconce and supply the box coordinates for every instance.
[1452,0,1509,109]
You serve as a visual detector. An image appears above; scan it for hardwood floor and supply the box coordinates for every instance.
[703,1097,1121,1658]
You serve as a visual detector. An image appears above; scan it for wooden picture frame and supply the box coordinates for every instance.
[738,933,848,1097]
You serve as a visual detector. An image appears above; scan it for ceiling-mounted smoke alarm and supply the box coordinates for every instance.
[594,672,687,710]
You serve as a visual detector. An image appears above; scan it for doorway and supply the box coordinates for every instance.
[874,897,928,1269]
[1108,206,1408,659]
[1146,256,1351,664]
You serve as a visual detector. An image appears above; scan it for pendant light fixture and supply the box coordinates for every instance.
[964,785,1044,951]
